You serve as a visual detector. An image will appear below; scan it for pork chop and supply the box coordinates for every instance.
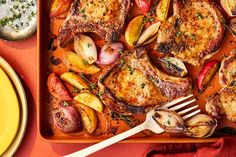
[98,48,192,114]
[57,0,132,47]
[206,87,236,122]
[156,0,225,66]
[219,50,236,87]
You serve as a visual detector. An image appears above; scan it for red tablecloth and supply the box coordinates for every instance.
[146,137,236,157]
[0,35,235,157]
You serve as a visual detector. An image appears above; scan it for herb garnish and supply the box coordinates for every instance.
[82,59,89,65]
[119,59,125,68]
[196,12,204,19]
[97,91,103,97]
[0,0,6,4]
[62,101,69,107]
[176,31,182,37]
[140,83,146,89]
[128,66,134,75]
[190,33,196,40]
[118,49,124,55]
[87,43,92,48]
[80,8,87,19]
[72,87,80,94]
[0,0,36,32]
[79,73,98,93]
[111,112,140,128]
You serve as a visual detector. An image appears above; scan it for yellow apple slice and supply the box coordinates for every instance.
[125,15,145,47]
[74,93,104,113]
[63,51,100,74]
[60,72,89,90]
[74,103,98,134]
[156,0,171,21]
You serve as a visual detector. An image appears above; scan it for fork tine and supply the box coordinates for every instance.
[182,109,201,120]
[178,105,198,115]
[162,94,193,109]
[169,99,196,111]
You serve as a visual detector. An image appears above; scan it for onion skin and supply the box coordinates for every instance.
[74,34,98,64]
[98,42,123,65]
[52,104,83,133]
[184,114,217,138]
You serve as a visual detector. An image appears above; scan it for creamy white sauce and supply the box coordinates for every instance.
[0,0,37,39]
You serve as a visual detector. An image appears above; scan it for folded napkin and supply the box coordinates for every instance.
[145,137,236,157]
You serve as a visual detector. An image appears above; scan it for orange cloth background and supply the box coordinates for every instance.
[0,34,157,157]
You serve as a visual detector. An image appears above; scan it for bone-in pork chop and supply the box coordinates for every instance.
[156,0,225,66]
[57,0,132,47]
[98,48,192,114]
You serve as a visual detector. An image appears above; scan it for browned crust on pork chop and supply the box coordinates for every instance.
[156,0,225,66]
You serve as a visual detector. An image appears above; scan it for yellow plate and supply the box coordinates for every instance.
[0,67,20,156]
[0,57,27,157]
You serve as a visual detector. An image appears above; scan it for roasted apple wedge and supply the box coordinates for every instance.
[74,93,104,113]
[60,72,89,90]
[74,103,98,134]
[63,51,100,74]
[125,15,145,47]
[47,73,72,101]
[156,0,171,21]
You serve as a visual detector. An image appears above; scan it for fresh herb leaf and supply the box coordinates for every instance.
[97,91,103,97]
[148,17,155,22]
[72,87,80,94]
[82,59,89,65]
[166,119,171,125]
[140,83,146,89]
[190,33,196,40]
[118,49,124,55]
[128,66,134,75]
[196,12,204,19]
[119,59,125,68]
[87,43,92,48]
[90,83,98,90]
[111,112,140,128]
[62,101,69,107]
[0,0,6,4]
[176,31,182,37]
[120,115,132,123]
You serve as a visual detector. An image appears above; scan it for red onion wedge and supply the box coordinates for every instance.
[52,103,83,133]
[97,42,124,65]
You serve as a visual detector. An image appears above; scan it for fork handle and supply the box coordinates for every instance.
[64,123,146,157]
